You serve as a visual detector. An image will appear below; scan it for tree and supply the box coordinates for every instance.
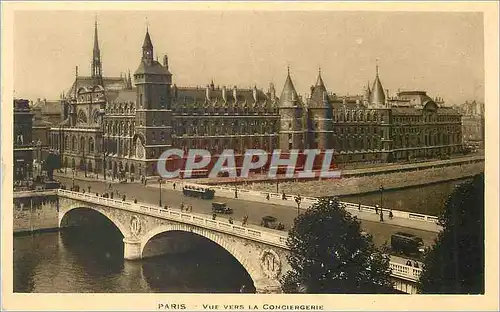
[417,173,484,294]
[281,197,394,293]
[43,152,61,180]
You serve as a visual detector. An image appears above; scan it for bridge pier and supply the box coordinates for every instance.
[123,237,142,260]
[254,278,282,294]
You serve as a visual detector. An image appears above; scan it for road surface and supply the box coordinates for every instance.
[58,176,437,248]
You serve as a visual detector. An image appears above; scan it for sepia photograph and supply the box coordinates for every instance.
[2,2,499,311]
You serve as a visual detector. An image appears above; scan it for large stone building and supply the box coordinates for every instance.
[47,23,463,179]
[14,99,34,183]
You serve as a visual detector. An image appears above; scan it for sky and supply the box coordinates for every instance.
[13,10,484,105]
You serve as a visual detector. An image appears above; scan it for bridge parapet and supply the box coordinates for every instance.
[57,189,288,248]
[167,182,441,226]
[56,189,423,290]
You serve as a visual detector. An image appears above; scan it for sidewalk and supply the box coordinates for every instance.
[144,180,441,233]
[54,170,130,184]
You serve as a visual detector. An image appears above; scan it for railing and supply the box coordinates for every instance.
[389,262,422,282]
[57,189,288,248]
[168,181,440,225]
[58,188,423,282]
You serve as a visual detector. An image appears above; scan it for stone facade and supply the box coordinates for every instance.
[14,99,34,183]
[47,23,463,179]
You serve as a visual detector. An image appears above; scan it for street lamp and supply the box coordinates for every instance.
[235,177,238,198]
[158,177,163,207]
[97,108,107,181]
[379,184,384,214]
[295,195,302,217]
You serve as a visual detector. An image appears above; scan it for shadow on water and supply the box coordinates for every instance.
[141,232,256,293]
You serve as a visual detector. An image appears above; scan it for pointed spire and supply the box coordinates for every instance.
[309,66,328,107]
[279,67,300,107]
[93,16,100,53]
[143,29,153,49]
[315,66,325,88]
[142,27,154,63]
[371,62,386,106]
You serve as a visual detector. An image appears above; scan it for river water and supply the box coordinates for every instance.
[13,222,255,293]
[339,178,471,216]
[13,178,469,293]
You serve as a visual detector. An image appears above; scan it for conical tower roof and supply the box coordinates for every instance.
[279,67,300,107]
[143,29,153,50]
[309,67,329,108]
[371,65,385,106]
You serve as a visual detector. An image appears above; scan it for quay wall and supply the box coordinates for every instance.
[13,191,59,234]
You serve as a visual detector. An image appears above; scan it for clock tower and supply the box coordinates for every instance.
[133,28,173,176]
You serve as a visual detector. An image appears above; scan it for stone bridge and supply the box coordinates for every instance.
[57,189,422,294]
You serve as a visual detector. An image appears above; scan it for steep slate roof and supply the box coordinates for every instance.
[172,85,273,106]
[371,66,386,106]
[308,69,329,108]
[66,76,128,98]
[134,60,170,76]
[279,69,301,107]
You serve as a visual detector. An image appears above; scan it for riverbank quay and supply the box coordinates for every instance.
[13,190,59,234]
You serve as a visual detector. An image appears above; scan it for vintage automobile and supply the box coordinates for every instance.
[182,185,215,199]
[260,215,285,230]
[391,232,425,256]
[211,202,233,214]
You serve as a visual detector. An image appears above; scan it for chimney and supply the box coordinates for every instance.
[173,84,178,98]
[253,85,258,102]
[233,86,237,102]
[163,55,169,70]
[222,86,227,102]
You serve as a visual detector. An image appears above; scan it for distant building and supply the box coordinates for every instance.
[456,100,484,149]
[14,99,34,182]
[47,22,464,178]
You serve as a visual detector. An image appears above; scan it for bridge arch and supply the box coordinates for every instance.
[59,206,130,239]
[140,224,260,284]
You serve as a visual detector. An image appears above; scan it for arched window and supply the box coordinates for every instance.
[89,137,95,152]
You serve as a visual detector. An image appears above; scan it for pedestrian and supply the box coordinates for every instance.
[282,191,286,200]
[189,205,193,212]
[229,217,233,224]
[180,202,184,211]
[379,210,384,222]
[266,193,270,200]
[110,192,114,199]
[173,182,176,190]
[413,261,420,268]
[389,210,394,220]
[358,203,361,211]
[122,194,126,201]
[406,260,412,266]
[212,213,217,220]
[134,198,138,204]
[96,192,99,196]
[375,205,379,214]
